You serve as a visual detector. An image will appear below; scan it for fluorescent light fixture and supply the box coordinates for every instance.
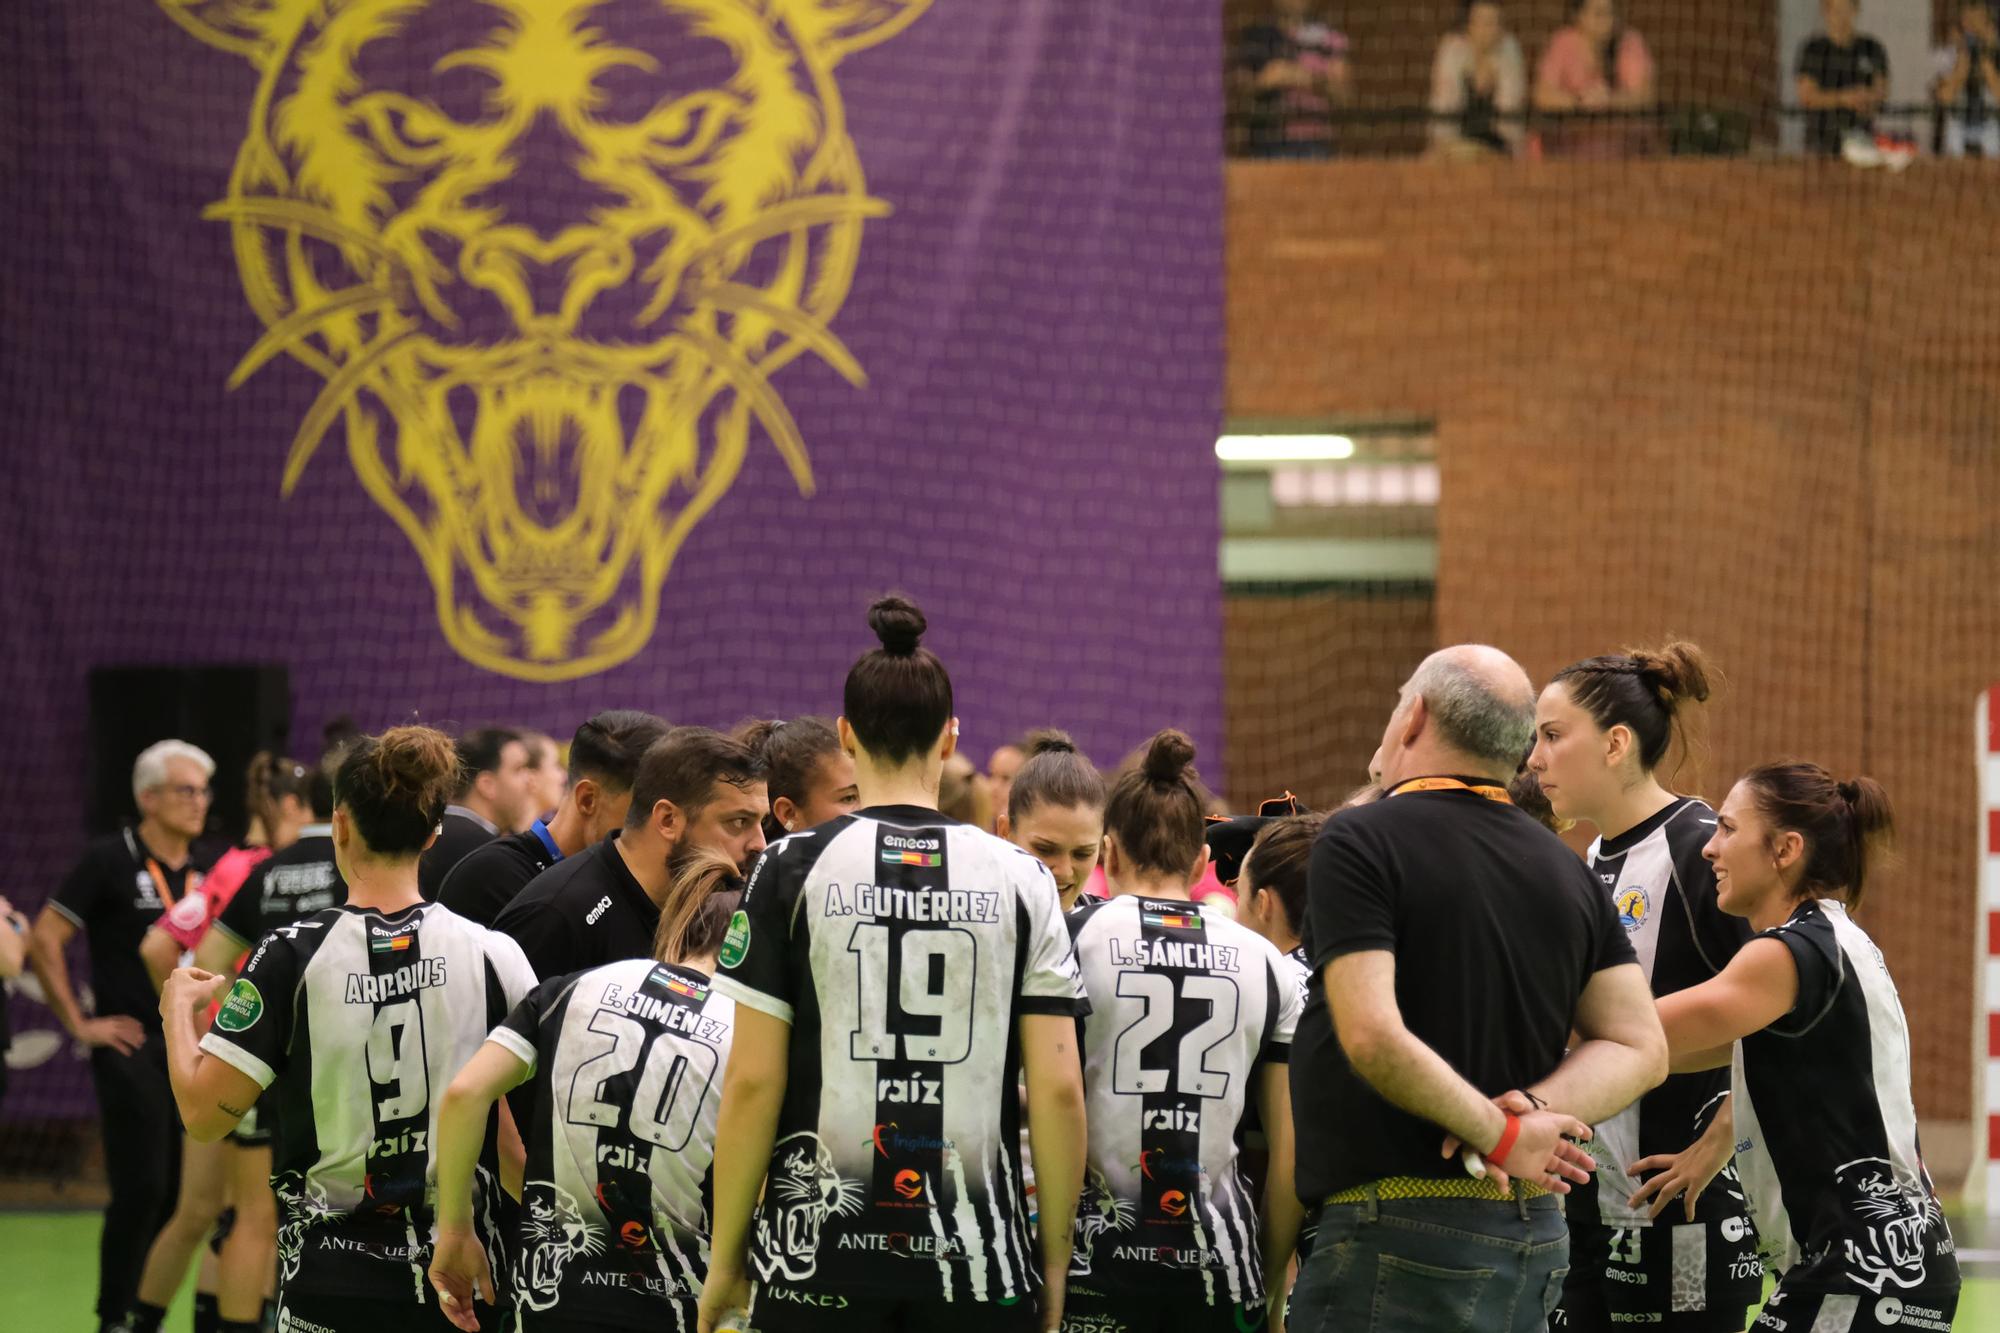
[1215,434,1355,463]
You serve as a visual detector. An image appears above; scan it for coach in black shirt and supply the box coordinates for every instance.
[417,727,535,900]
[438,709,669,927]
[1286,646,1665,1333]
[494,726,768,979]
[27,741,219,1332]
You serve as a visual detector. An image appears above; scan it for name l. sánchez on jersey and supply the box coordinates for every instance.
[821,883,1002,924]
[1106,935,1243,974]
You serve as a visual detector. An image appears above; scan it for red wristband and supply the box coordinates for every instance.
[1488,1113,1522,1170]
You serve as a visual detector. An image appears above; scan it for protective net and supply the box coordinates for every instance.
[1,0,1995,1280]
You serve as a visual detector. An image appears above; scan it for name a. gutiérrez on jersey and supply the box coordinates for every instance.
[822,884,1001,924]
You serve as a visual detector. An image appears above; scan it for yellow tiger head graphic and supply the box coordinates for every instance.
[160,0,927,678]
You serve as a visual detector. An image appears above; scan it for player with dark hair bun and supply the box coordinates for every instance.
[999,729,1106,910]
[734,716,858,841]
[1529,641,1759,1333]
[1655,764,1959,1333]
[701,596,1089,1333]
[1064,730,1305,1330]
[159,726,537,1333]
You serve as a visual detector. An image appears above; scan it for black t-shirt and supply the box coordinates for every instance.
[1797,34,1888,153]
[437,826,561,928]
[1290,781,1635,1200]
[491,833,659,981]
[49,828,213,1028]
[1741,900,1957,1294]
[418,810,498,902]
[214,831,345,952]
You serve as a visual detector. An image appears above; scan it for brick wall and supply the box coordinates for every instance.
[1226,157,2000,1120]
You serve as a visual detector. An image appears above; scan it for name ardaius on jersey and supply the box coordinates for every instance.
[344,957,448,1004]
[823,883,1000,924]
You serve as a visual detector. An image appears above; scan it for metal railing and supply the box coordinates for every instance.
[1224,101,1989,160]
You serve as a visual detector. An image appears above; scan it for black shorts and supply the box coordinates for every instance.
[749,1282,1041,1332]
[273,1293,501,1332]
[1556,1200,1763,1332]
[518,1308,693,1333]
[1748,1283,1959,1332]
[1062,1278,1267,1333]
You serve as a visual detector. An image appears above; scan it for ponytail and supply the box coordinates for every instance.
[654,851,748,966]
[1740,762,1895,912]
[1103,730,1206,879]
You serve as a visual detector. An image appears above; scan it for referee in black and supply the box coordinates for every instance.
[1286,646,1668,1333]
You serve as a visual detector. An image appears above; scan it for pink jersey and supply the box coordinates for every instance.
[155,844,270,951]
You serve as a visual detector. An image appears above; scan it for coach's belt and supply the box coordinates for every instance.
[1323,1175,1550,1206]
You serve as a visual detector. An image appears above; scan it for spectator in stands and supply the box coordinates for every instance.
[417,726,534,899]
[1534,0,1656,158]
[1233,0,1352,158]
[1934,2,2000,156]
[1796,0,1890,157]
[1430,0,1527,157]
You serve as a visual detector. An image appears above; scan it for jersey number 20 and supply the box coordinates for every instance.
[567,1010,718,1152]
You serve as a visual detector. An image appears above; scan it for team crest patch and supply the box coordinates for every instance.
[216,978,264,1032]
[1616,886,1650,932]
[719,911,751,969]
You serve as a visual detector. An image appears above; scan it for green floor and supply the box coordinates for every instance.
[0,1209,1993,1330]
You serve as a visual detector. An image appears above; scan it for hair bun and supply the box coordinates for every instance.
[1024,728,1078,759]
[867,595,927,657]
[373,725,457,803]
[1628,640,1714,709]
[1141,729,1197,784]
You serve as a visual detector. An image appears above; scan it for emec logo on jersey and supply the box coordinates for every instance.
[719,911,751,969]
[216,979,264,1033]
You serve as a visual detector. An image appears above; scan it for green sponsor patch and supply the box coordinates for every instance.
[216,978,263,1033]
[718,910,751,969]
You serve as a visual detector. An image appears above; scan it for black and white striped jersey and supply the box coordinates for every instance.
[199,902,536,1303]
[487,958,734,1325]
[1737,899,1957,1296]
[1064,895,1301,1305]
[712,805,1086,1303]
[1586,797,1750,1227]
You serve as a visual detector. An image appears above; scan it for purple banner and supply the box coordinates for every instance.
[0,1,1223,1116]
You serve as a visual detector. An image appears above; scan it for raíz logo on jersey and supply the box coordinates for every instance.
[754,1134,863,1283]
[519,1184,607,1312]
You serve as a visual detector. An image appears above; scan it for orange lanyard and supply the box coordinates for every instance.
[145,857,183,909]
[1388,777,1513,804]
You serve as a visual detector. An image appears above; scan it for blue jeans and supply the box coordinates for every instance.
[1287,1192,1569,1333]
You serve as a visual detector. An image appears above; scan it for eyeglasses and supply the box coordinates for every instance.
[159,784,213,802]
